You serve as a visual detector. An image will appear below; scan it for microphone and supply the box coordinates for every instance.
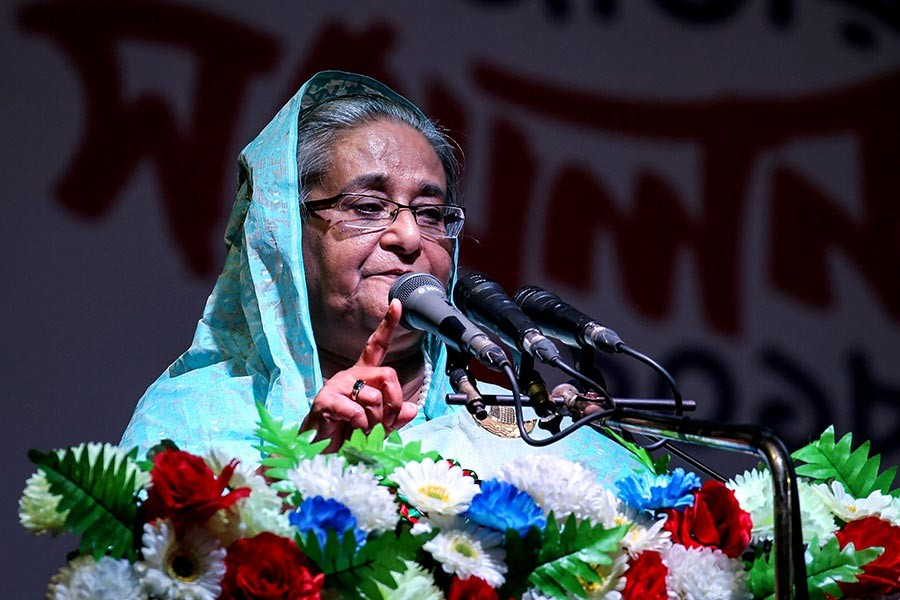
[513,286,624,353]
[453,273,563,364]
[389,273,510,371]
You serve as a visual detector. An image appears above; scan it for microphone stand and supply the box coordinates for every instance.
[444,352,807,599]
[568,344,808,598]
[598,410,808,600]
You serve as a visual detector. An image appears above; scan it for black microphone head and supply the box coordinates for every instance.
[514,285,563,313]
[389,272,444,303]
[452,272,490,308]
[515,284,623,352]
[453,273,563,363]
[389,272,447,330]
[388,272,512,370]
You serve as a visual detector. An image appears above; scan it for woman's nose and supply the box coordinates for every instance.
[380,208,423,254]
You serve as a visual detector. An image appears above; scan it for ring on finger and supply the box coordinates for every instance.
[350,379,367,401]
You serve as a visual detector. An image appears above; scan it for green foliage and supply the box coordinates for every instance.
[297,524,429,599]
[807,537,883,600]
[603,428,670,475]
[745,549,775,599]
[498,526,543,599]
[339,425,441,479]
[253,401,327,481]
[528,514,628,599]
[746,537,884,600]
[792,426,898,498]
[28,445,141,560]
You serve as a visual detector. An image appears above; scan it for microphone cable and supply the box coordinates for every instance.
[502,362,616,447]
[615,343,684,416]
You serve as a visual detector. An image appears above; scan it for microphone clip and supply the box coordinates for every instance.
[445,350,487,421]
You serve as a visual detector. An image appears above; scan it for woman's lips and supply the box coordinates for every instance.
[370,269,416,279]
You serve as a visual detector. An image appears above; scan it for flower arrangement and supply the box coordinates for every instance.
[19,402,900,599]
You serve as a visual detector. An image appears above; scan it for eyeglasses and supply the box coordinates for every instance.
[304,193,466,239]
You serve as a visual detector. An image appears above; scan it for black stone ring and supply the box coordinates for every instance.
[351,379,367,401]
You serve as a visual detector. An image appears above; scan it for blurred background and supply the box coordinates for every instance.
[3,0,898,595]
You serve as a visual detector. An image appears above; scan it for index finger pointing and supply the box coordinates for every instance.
[355,299,402,367]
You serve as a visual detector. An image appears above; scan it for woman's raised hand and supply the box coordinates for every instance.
[300,299,418,452]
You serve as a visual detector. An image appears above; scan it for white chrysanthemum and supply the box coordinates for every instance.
[798,481,837,543]
[393,458,479,516]
[620,515,672,558]
[497,455,614,525]
[423,515,507,586]
[728,469,769,537]
[728,470,836,545]
[811,480,899,523]
[137,520,225,600]
[593,487,626,529]
[19,470,68,535]
[374,559,443,600]
[892,496,900,526]
[47,555,141,600]
[288,452,349,490]
[204,449,291,542]
[664,545,750,600]
[288,453,399,534]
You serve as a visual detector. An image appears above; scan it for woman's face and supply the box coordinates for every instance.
[302,119,454,361]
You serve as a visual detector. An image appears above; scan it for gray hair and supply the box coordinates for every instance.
[296,95,462,208]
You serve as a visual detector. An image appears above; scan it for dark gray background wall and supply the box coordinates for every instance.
[4,1,898,596]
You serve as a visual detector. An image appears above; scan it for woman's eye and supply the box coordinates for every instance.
[416,207,444,223]
[346,198,387,216]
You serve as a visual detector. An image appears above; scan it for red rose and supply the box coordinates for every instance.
[663,479,752,558]
[622,551,668,599]
[835,516,900,597]
[448,576,498,600]
[222,532,324,599]
[143,449,250,531]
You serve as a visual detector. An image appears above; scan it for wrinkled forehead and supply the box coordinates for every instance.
[300,71,427,121]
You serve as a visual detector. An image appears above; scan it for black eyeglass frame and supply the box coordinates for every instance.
[303,193,466,239]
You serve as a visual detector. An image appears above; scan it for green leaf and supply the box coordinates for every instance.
[808,536,883,599]
[298,524,428,599]
[746,549,776,599]
[498,526,543,599]
[528,514,628,599]
[792,426,898,497]
[28,444,142,560]
[253,401,327,481]
[745,537,884,600]
[338,425,441,479]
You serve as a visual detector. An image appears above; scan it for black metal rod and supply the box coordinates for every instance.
[446,394,695,412]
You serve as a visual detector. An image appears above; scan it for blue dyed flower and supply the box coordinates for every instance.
[616,468,702,513]
[289,496,366,550]
[465,479,546,536]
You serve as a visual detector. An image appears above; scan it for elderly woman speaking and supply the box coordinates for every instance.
[121,71,643,484]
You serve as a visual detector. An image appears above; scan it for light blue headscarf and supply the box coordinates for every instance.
[121,71,646,484]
